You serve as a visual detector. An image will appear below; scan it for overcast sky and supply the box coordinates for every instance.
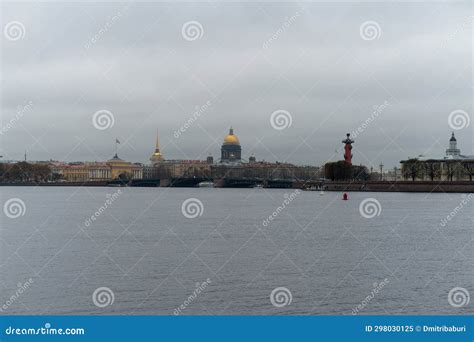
[1,1,472,168]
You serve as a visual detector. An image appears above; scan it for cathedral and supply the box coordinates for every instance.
[221,127,242,163]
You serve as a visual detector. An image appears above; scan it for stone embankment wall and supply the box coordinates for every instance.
[319,181,474,193]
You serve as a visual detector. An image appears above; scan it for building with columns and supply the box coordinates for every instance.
[52,154,143,182]
[401,133,474,181]
[221,127,242,163]
[106,154,143,180]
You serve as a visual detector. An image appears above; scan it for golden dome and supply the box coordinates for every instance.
[223,127,240,145]
[224,134,239,144]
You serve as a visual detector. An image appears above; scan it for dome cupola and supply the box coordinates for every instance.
[221,127,242,163]
[223,127,240,145]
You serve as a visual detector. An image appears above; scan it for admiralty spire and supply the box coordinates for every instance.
[150,130,164,165]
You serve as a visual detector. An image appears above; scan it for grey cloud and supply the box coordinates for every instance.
[1,1,472,168]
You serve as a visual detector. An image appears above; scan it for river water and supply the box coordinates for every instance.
[1,187,472,315]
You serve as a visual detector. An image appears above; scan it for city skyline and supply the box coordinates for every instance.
[1,2,473,335]
[1,2,472,168]
[1,128,471,171]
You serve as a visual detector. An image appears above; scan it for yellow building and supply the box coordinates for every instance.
[158,160,211,179]
[54,155,143,182]
[88,162,111,180]
[61,163,89,182]
[107,154,143,180]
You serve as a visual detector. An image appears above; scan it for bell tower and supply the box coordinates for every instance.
[446,132,461,157]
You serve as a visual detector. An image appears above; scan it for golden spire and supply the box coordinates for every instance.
[155,129,161,153]
[150,130,163,163]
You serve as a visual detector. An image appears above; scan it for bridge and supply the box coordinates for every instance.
[218,178,293,188]
[129,162,320,188]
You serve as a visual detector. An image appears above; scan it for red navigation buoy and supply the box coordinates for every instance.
[342,192,348,200]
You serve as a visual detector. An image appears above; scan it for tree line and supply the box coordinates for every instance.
[401,159,474,181]
[324,161,370,181]
[0,162,53,183]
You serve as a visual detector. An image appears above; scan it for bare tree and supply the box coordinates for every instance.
[424,160,441,181]
[401,159,423,181]
[461,161,474,181]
